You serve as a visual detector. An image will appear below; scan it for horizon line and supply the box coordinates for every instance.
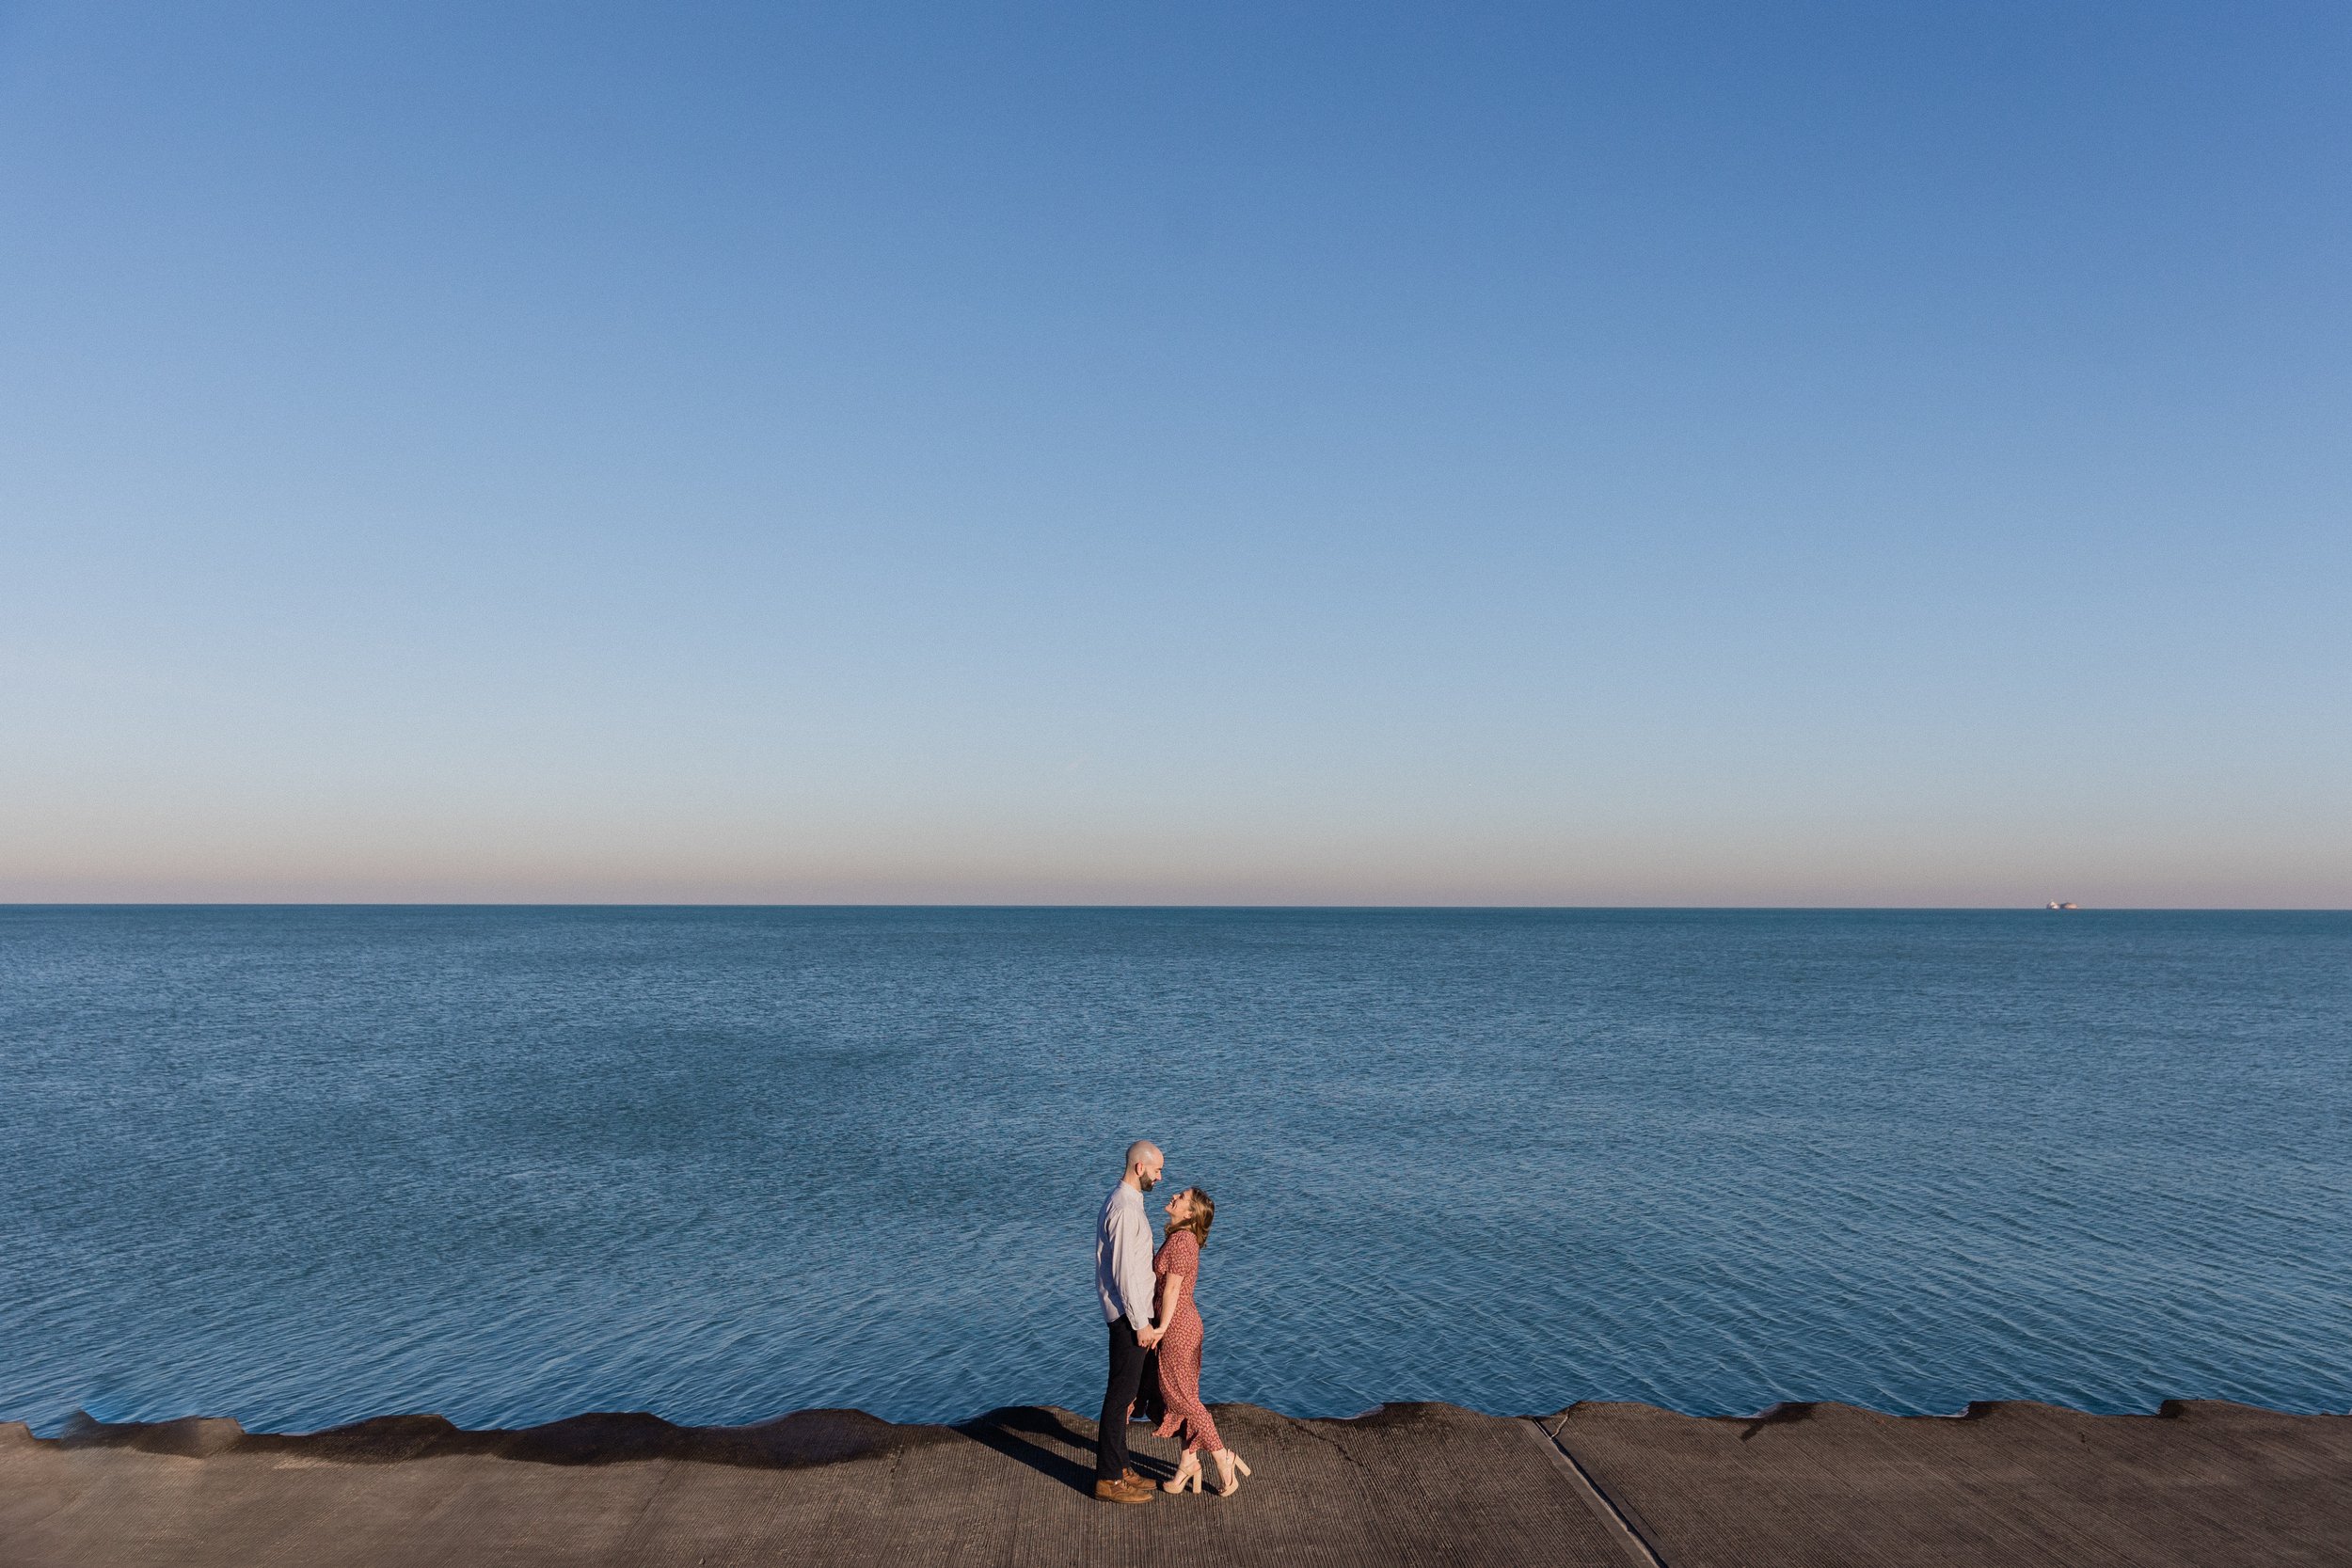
[4,902,2345,914]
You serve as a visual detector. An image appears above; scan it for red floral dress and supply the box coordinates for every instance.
[1150,1228,1222,1454]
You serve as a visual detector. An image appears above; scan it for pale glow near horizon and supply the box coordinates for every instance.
[1,2,2345,907]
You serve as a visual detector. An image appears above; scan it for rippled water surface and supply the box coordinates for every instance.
[2,906,2346,1433]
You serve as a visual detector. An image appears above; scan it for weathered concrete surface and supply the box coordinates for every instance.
[2,1399,2344,1567]
[0,1402,1625,1568]
[1549,1399,2352,1568]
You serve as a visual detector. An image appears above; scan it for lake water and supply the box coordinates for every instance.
[2,906,2345,1435]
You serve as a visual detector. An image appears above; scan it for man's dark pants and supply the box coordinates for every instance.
[1095,1318,1148,1481]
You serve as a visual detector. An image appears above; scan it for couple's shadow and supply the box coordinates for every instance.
[957,1407,1175,1496]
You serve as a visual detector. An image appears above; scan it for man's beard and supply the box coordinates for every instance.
[1138,1174,1159,1191]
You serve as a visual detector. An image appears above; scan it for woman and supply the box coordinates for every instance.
[1150,1187,1252,1496]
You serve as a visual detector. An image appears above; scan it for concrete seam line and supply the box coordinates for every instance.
[1521,1418,1668,1568]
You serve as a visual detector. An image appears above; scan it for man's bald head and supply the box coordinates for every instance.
[1124,1140,1164,1191]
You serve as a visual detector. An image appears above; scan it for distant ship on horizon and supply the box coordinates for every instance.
[2045,900,2079,911]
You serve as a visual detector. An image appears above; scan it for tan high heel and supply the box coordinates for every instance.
[1211,1449,1251,1496]
[1162,1454,1202,1494]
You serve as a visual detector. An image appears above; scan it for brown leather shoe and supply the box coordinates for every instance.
[1094,1477,1156,1504]
[1121,1467,1147,1486]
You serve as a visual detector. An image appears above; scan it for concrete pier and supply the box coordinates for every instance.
[3,1399,2344,1566]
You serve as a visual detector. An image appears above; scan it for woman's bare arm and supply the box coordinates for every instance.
[1156,1269,1188,1329]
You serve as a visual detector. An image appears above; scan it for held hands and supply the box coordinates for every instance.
[1137,1323,1166,1350]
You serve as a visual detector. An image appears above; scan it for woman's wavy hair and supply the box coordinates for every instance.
[1166,1187,1215,1247]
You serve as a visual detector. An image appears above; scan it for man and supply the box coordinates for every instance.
[1092,1138,1166,1503]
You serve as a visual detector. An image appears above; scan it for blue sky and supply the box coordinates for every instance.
[2,1,2344,904]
